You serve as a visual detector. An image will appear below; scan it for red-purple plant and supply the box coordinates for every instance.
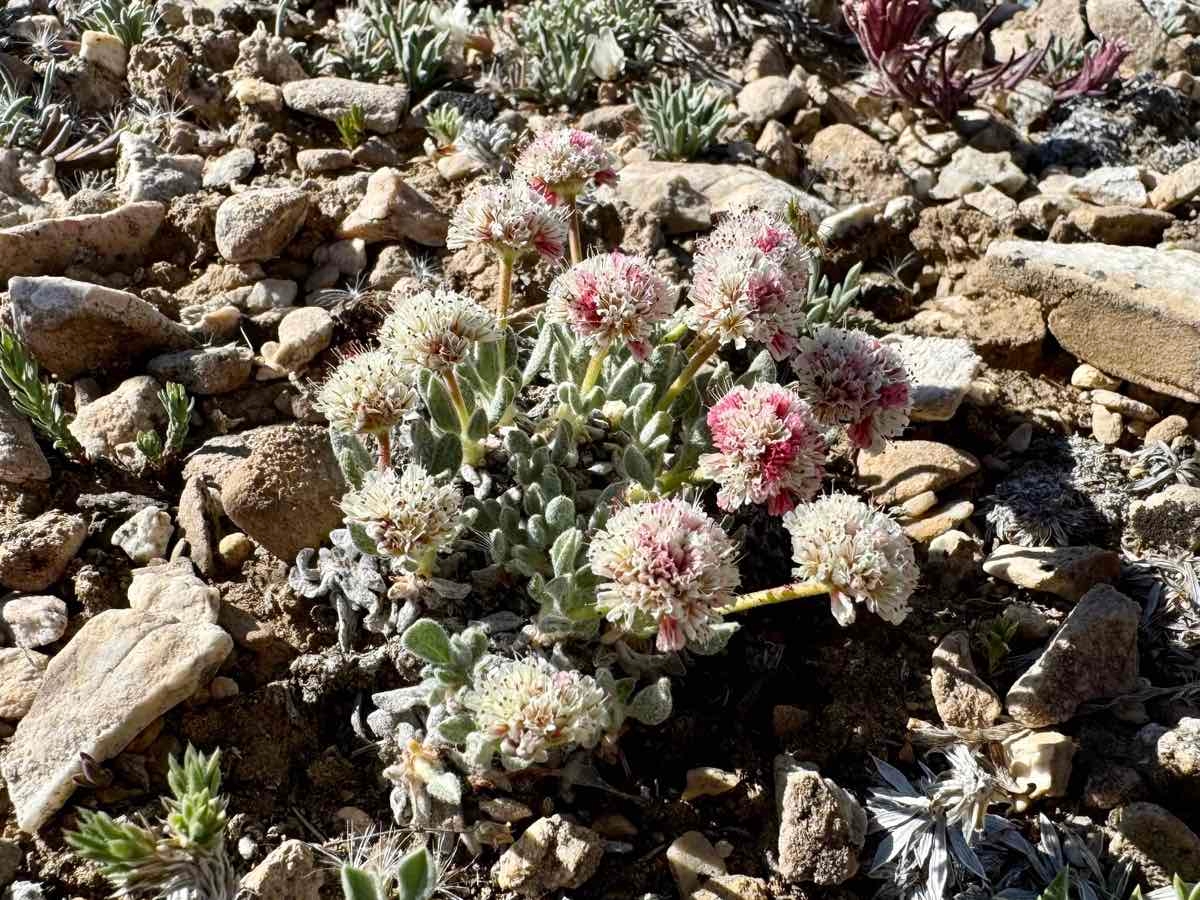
[842,0,1122,121]
[1051,37,1132,101]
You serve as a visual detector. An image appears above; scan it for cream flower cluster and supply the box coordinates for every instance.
[461,656,610,765]
[339,464,462,564]
[687,210,812,359]
[783,493,917,626]
[546,252,677,361]
[315,349,416,437]
[446,179,569,262]
[379,288,500,372]
[513,128,618,204]
[698,383,827,515]
[588,498,740,652]
[791,325,912,452]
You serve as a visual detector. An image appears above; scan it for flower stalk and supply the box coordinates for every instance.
[442,370,483,465]
[580,340,611,394]
[721,579,832,614]
[566,197,583,265]
[656,333,721,412]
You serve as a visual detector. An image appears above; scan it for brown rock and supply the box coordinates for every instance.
[931,631,1002,729]
[808,124,910,204]
[339,168,448,246]
[220,425,346,561]
[982,544,1121,600]
[0,511,87,592]
[907,292,1046,370]
[0,649,48,720]
[857,440,980,505]
[493,815,603,897]
[1108,802,1200,886]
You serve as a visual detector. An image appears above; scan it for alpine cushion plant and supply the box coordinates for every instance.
[513,128,618,263]
[315,349,418,470]
[697,383,828,515]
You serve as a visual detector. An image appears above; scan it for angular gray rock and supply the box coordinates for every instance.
[1006,585,1140,727]
[931,631,1002,729]
[0,512,87,592]
[262,307,332,372]
[202,148,257,189]
[888,334,980,422]
[736,75,805,126]
[239,839,325,900]
[931,147,1027,200]
[615,161,833,234]
[68,375,166,464]
[8,277,191,378]
[1,595,67,649]
[984,240,1200,402]
[282,77,410,134]
[146,345,254,395]
[493,815,604,897]
[215,188,309,264]
[0,559,231,831]
[0,201,165,285]
[983,544,1121,601]
[0,394,49,485]
[774,755,866,884]
[338,169,448,246]
[116,133,203,203]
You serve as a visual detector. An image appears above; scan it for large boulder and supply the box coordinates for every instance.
[8,277,191,378]
[985,240,1200,401]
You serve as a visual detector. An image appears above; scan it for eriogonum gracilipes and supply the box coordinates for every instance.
[339,464,462,576]
[514,128,618,264]
[546,251,677,391]
[379,288,500,464]
[726,493,917,623]
[589,497,740,652]
[697,383,828,514]
[791,325,912,452]
[446,179,568,327]
[315,349,416,470]
[461,655,610,768]
[659,209,811,412]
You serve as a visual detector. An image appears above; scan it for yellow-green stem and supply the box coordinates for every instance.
[655,334,721,413]
[567,198,583,265]
[444,370,483,466]
[497,255,514,327]
[580,340,611,394]
[721,580,831,614]
[656,465,696,495]
[661,321,690,344]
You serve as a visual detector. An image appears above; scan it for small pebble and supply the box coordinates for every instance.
[209,676,239,700]
[1006,422,1033,453]
[479,797,534,823]
[1145,415,1189,445]
[219,532,255,567]
[1091,404,1123,445]
[682,767,741,801]
[1071,363,1121,390]
[1090,389,1158,422]
[898,491,938,520]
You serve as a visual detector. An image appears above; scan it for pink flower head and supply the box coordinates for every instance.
[546,252,677,361]
[446,179,569,262]
[687,210,812,359]
[588,498,740,653]
[514,128,618,205]
[791,326,912,452]
[698,383,828,515]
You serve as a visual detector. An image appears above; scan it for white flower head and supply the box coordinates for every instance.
[379,288,500,372]
[588,498,740,652]
[698,383,827,514]
[546,252,677,360]
[513,128,618,204]
[446,179,568,263]
[686,209,812,359]
[340,464,462,566]
[791,325,912,452]
[462,656,610,766]
[315,349,416,436]
[783,493,917,626]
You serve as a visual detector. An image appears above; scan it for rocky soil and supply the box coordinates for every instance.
[3,0,1200,898]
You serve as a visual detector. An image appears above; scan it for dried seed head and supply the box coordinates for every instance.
[513,128,618,204]
[446,179,569,262]
[462,656,610,764]
[589,498,740,652]
[339,464,462,565]
[791,325,912,452]
[314,349,416,436]
[379,288,500,372]
[783,493,917,626]
[686,210,812,359]
[698,383,828,514]
[546,252,677,360]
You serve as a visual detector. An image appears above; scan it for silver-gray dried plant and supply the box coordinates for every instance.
[456,119,514,172]
[289,527,398,651]
[1124,439,1200,494]
[867,746,1014,900]
[975,813,1133,900]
